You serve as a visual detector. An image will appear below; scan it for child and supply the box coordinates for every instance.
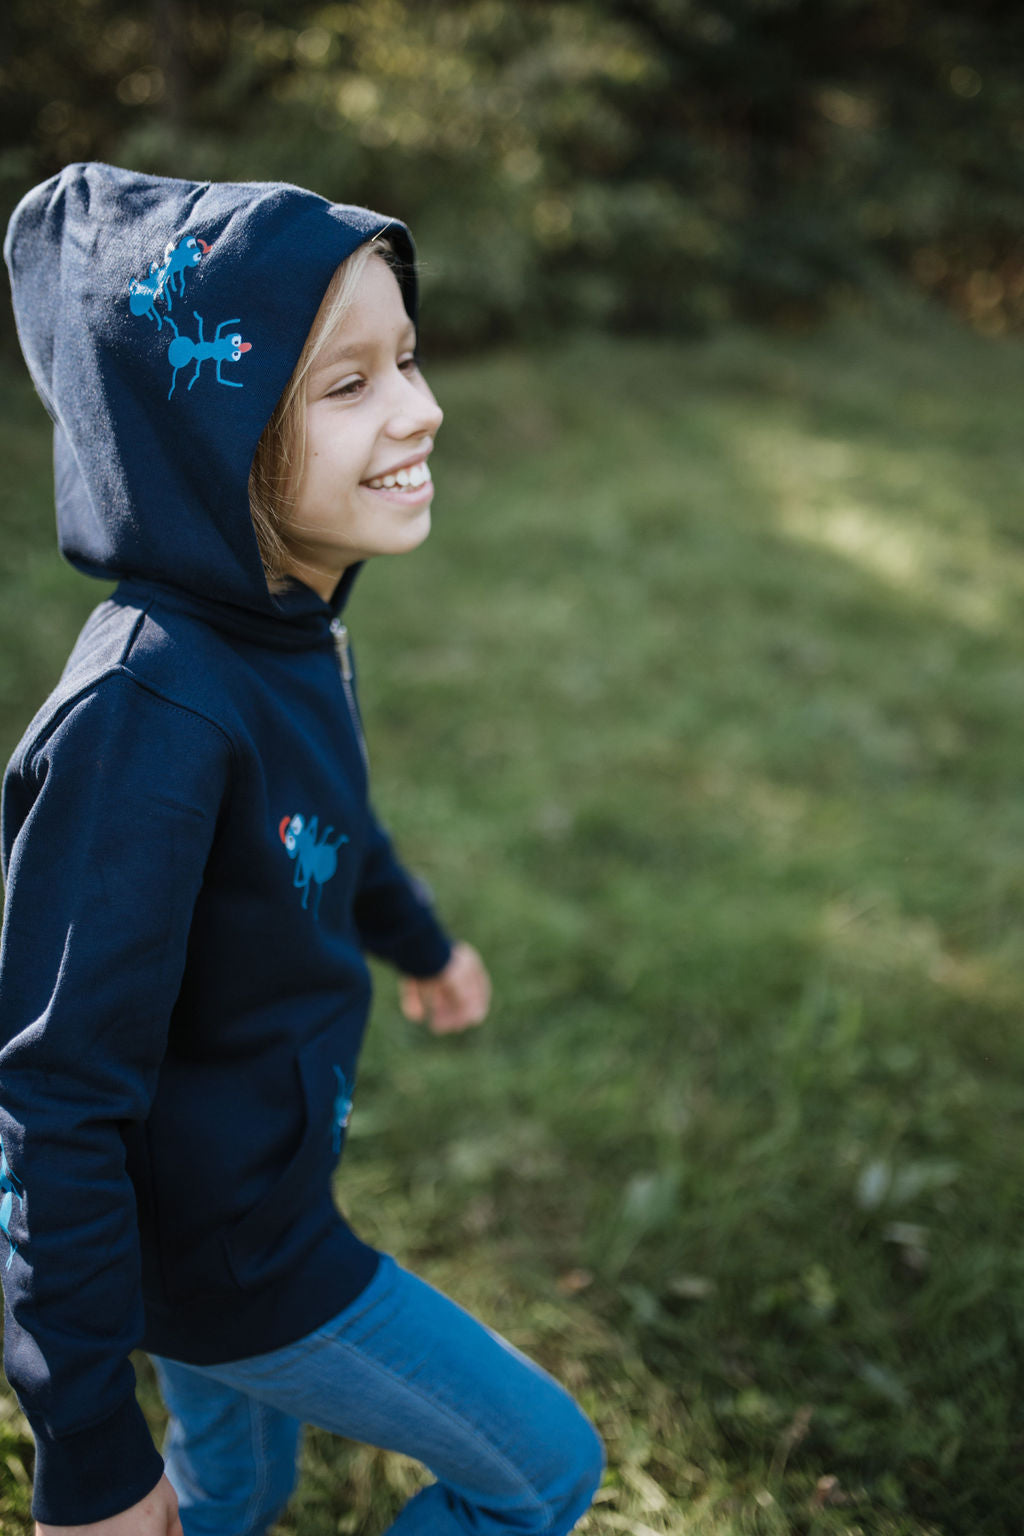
[0,163,603,1536]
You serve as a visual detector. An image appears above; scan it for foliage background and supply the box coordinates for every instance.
[2,0,1024,348]
[2,5,1024,1536]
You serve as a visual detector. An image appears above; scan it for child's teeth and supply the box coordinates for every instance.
[367,462,432,489]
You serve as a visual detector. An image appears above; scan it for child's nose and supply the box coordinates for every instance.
[387,375,443,438]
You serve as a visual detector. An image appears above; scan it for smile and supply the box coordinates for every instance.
[364,461,432,491]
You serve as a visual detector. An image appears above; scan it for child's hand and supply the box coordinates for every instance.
[399,941,491,1035]
[35,1475,182,1536]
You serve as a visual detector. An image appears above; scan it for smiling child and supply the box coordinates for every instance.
[0,164,603,1536]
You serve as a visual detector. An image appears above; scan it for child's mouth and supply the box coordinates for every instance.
[363,462,432,493]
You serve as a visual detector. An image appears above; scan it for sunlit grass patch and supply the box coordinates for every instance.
[746,421,1021,633]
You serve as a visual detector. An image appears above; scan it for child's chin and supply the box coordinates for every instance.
[394,507,432,552]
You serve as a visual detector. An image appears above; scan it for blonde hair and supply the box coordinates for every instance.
[249,237,400,589]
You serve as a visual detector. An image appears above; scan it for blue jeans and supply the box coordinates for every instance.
[150,1253,604,1536]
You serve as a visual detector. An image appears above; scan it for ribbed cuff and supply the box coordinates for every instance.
[392,913,453,979]
[31,1392,164,1525]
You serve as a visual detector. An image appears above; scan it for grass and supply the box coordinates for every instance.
[2,302,1024,1533]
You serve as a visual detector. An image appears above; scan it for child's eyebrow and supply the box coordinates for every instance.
[314,328,417,371]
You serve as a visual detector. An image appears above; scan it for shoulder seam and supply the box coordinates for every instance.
[23,667,239,772]
[117,601,149,668]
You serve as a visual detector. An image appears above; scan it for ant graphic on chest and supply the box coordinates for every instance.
[279,813,348,919]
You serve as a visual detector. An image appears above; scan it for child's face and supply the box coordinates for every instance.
[282,255,443,598]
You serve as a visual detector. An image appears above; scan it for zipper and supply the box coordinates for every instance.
[329,618,369,768]
[330,617,353,680]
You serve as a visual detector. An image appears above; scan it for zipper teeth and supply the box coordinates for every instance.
[330,620,369,768]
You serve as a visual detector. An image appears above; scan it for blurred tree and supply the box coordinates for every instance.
[1,0,1023,346]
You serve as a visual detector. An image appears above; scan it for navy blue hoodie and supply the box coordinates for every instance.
[0,163,453,1525]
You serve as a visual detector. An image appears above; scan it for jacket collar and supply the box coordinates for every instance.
[115,562,363,651]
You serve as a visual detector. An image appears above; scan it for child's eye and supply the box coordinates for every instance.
[328,376,365,399]
[399,355,420,373]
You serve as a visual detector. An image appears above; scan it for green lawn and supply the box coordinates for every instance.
[1,308,1024,1534]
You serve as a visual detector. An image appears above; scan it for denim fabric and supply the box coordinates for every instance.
[151,1253,604,1536]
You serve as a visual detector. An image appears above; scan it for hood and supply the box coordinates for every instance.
[3,162,418,626]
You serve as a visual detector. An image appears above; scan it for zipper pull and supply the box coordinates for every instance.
[330,619,353,680]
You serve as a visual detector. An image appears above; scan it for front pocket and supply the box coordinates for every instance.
[223,1033,344,1291]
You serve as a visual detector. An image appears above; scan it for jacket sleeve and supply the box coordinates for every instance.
[352,804,453,978]
[0,673,231,1526]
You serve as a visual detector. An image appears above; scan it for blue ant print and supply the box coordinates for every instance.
[0,1135,24,1271]
[128,235,210,329]
[278,813,348,919]
[128,270,169,329]
[160,236,208,305]
[125,234,254,403]
[332,1067,354,1154]
[165,312,253,400]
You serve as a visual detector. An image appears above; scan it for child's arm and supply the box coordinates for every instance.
[352,808,490,1030]
[351,803,455,978]
[0,677,230,1528]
